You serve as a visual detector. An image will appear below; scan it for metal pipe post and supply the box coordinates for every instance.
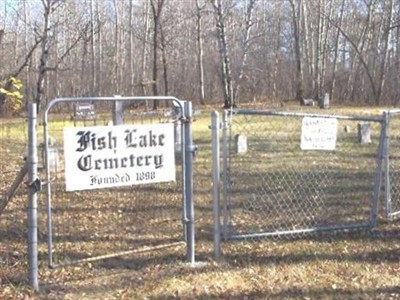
[183,101,195,264]
[43,108,54,267]
[112,97,124,125]
[370,113,388,228]
[221,110,229,240]
[384,112,392,219]
[27,103,39,291]
[211,111,221,259]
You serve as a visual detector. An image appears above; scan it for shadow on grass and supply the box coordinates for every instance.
[223,246,400,267]
[166,286,400,300]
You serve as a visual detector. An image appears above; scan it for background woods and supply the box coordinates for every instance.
[0,0,400,115]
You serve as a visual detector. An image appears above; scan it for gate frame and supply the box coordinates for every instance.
[384,109,400,219]
[39,96,196,269]
[212,108,387,247]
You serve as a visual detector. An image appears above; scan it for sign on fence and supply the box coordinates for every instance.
[63,123,176,191]
[300,117,338,151]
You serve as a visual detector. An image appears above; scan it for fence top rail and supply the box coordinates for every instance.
[229,109,385,123]
[387,109,400,115]
[43,96,184,124]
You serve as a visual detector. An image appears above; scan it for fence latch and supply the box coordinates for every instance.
[27,178,42,193]
[187,144,198,158]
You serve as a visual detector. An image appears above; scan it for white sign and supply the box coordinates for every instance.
[300,117,338,151]
[63,123,176,191]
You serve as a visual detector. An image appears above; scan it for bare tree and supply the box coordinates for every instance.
[330,0,345,101]
[288,0,305,105]
[1,0,400,109]
[233,0,257,105]
[271,1,283,102]
[90,0,97,95]
[150,0,166,109]
[34,0,53,109]
[211,0,234,108]
[128,0,135,95]
[376,0,394,105]
[329,0,399,104]
[195,0,206,105]
[140,0,151,96]
[160,23,168,95]
[0,38,42,116]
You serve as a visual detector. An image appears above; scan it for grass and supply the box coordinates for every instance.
[1,104,400,299]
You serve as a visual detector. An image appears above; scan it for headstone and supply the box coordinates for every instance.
[358,123,372,144]
[48,146,60,172]
[344,125,351,133]
[174,119,182,153]
[319,93,330,109]
[42,136,60,172]
[235,134,247,154]
[303,99,315,106]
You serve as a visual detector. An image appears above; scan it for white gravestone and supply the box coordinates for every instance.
[235,134,247,154]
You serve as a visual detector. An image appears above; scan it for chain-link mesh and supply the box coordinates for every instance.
[43,99,186,266]
[0,116,29,277]
[222,110,383,239]
[0,118,28,196]
[0,118,28,225]
[387,111,400,219]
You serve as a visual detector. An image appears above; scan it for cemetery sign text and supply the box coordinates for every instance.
[63,123,175,191]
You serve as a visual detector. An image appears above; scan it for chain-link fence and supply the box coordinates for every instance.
[1,99,215,290]
[386,110,400,219]
[40,97,195,268]
[0,115,29,281]
[0,117,28,227]
[0,117,28,206]
[215,109,385,241]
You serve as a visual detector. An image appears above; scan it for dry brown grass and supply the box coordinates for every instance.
[1,106,400,300]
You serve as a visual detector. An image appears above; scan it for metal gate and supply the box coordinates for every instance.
[213,109,386,244]
[385,110,400,219]
[40,96,195,268]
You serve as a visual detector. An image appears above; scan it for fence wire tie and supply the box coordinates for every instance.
[208,122,223,130]
[27,178,42,193]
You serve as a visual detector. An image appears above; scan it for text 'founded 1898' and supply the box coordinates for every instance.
[63,123,175,191]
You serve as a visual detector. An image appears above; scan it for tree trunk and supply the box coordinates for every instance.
[195,0,205,105]
[376,0,393,105]
[150,0,165,109]
[330,0,345,101]
[233,0,256,106]
[128,0,135,95]
[289,0,304,105]
[212,0,234,108]
[113,0,121,94]
[34,0,52,111]
[160,25,168,95]
[272,2,282,103]
[90,0,97,95]
[141,0,150,97]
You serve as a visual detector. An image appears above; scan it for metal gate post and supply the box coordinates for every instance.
[384,112,392,219]
[211,111,221,259]
[370,112,388,228]
[221,110,229,240]
[112,97,124,125]
[183,101,195,264]
[27,103,39,291]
